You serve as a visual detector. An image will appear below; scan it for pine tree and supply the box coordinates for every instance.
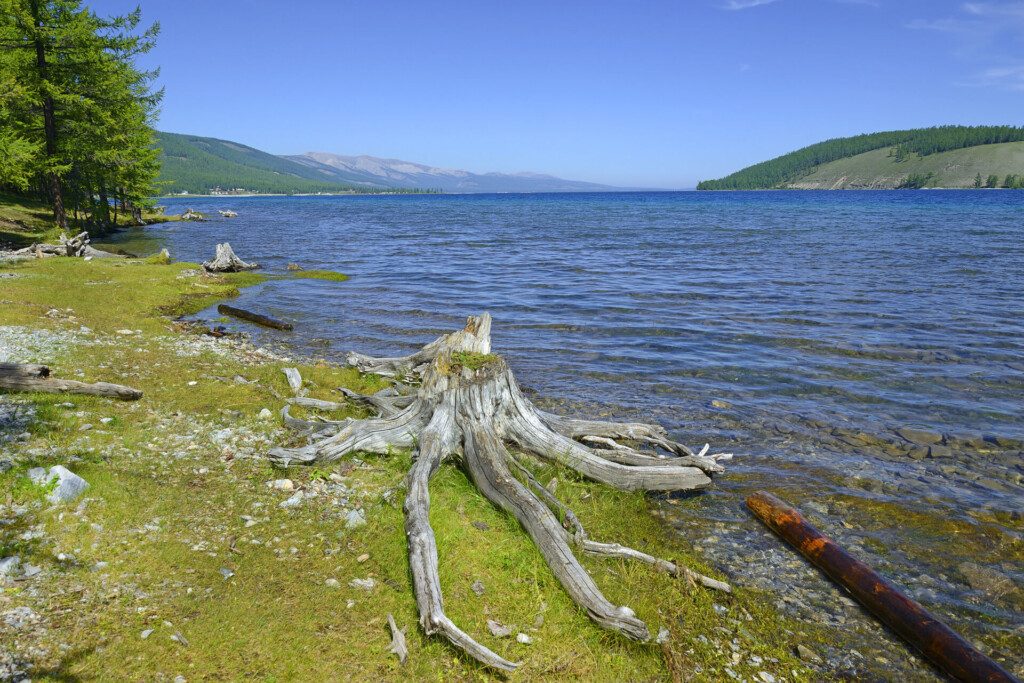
[0,0,161,228]
[974,173,983,189]
[985,174,999,188]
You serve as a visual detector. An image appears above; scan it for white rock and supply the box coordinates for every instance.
[516,632,533,644]
[348,577,376,591]
[140,628,154,639]
[116,329,135,335]
[758,673,777,683]
[344,508,366,529]
[486,620,512,638]
[279,492,304,508]
[31,465,89,503]
[0,556,22,578]
[270,478,294,492]
[2,606,38,630]
[258,408,274,420]
[100,417,114,425]
[325,578,340,588]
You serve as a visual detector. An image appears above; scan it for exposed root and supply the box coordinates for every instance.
[268,313,731,670]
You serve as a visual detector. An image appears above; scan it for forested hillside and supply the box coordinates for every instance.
[155,132,392,195]
[698,126,1024,190]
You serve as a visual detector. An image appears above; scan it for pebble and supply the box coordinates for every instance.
[2,606,38,630]
[345,508,366,529]
[0,556,22,578]
[486,620,512,638]
[896,427,942,445]
[796,644,822,663]
[349,577,376,591]
[471,580,485,596]
[140,629,154,639]
[258,408,273,420]
[219,567,235,580]
[516,632,533,644]
[279,492,304,509]
[325,578,340,589]
[356,553,370,563]
[270,479,295,492]
[100,417,114,425]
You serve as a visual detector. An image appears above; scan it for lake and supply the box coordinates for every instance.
[104,190,1023,676]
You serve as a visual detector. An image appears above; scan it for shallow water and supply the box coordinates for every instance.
[104,191,1024,675]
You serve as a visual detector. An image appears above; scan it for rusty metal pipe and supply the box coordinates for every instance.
[746,491,1019,683]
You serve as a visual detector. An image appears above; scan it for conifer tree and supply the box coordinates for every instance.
[0,0,161,228]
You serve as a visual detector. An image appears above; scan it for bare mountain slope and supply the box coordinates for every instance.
[286,152,624,193]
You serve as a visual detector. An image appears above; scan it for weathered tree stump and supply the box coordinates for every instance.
[11,231,123,259]
[270,314,730,670]
[202,243,258,273]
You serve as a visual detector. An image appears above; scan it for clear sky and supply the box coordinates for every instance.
[90,0,1023,188]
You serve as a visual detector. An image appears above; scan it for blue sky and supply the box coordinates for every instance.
[92,0,1023,187]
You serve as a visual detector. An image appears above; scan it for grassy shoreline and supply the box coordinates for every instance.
[0,244,815,680]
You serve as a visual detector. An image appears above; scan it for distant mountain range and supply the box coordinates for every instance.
[698,125,1024,190]
[155,131,624,195]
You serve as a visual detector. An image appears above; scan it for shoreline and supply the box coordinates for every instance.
[0,255,816,680]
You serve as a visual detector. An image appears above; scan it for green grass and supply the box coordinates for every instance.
[450,351,500,371]
[787,141,1024,189]
[285,269,350,282]
[0,192,178,251]
[0,255,812,681]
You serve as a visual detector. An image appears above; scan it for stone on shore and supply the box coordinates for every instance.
[28,465,90,503]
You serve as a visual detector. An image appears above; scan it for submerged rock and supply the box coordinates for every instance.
[895,427,942,446]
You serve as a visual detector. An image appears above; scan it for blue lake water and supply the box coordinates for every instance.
[105,190,1023,671]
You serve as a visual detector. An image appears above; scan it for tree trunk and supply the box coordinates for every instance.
[269,314,731,670]
[0,363,142,400]
[31,0,66,230]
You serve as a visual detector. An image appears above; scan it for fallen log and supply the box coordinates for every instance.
[747,491,1018,683]
[217,304,293,331]
[269,313,729,671]
[0,363,50,379]
[0,363,142,400]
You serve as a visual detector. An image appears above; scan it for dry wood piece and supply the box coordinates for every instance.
[269,313,729,671]
[217,304,292,331]
[11,231,123,259]
[386,613,409,665]
[0,363,142,400]
[282,367,303,392]
[748,491,1018,683]
[202,243,258,273]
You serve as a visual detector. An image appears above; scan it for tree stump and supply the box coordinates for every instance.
[202,242,258,273]
[269,313,730,671]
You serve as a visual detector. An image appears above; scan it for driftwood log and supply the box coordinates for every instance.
[10,231,123,259]
[270,313,730,671]
[0,363,142,400]
[217,304,293,330]
[203,243,258,273]
[748,492,1018,683]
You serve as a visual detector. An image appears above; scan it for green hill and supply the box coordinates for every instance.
[786,141,1024,189]
[154,132,391,195]
[698,125,1024,190]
